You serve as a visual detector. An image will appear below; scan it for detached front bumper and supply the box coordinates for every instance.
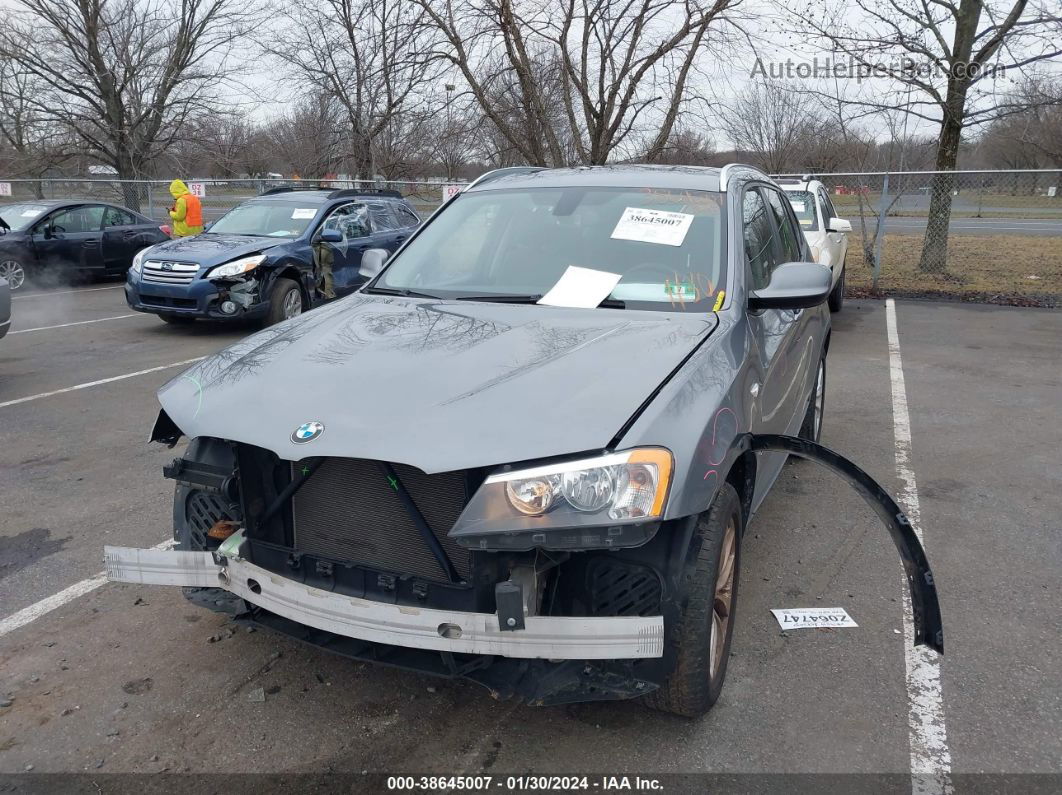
[104,545,664,661]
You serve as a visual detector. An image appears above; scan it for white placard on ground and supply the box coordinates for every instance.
[188,182,206,197]
[771,607,858,630]
[0,182,11,196]
[538,266,621,309]
[610,207,694,247]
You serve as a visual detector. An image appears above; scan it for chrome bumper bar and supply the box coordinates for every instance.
[104,546,664,660]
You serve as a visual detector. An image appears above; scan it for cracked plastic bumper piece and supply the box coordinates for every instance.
[103,546,665,660]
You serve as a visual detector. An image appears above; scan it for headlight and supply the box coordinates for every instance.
[450,448,673,551]
[208,254,266,279]
[130,248,149,275]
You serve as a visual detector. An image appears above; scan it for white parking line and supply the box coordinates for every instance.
[886,298,953,795]
[0,356,205,410]
[10,314,141,334]
[0,540,175,639]
[12,285,124,300]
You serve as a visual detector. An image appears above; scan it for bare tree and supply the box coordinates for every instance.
[264,93,345,179]
[0,53,71,194]
[719,82,832,173]
[417,0,739,166]
[269,0,443,180]
[791,0,1062,272]
[0,0,255,209]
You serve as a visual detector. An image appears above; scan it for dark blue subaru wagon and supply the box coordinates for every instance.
[125,187,420,326]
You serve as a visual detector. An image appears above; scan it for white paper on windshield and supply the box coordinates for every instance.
[21,207,44,217]
[291,208,316,219]
[789,199,807,212]
[611,207,694,247]
[771,607,858,630]
[538,266,622,309]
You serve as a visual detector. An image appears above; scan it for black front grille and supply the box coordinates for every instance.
[140,294,197,309]
[291,459,470,583]
[589,560,662,617]
[186,490,236,548]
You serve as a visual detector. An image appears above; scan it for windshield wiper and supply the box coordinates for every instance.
[456,294,543,303]
[456,294,627,308]
[365,286,444,299]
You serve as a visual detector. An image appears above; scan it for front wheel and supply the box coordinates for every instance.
[644,483,742,718]
[828,264,845,312]
[265,277,303,326]
[799,356,826,443]
[0,258,27,290]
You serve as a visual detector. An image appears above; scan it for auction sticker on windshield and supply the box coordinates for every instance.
[611,207,694,247]
[770,607,858,630]
[291,208,317,219]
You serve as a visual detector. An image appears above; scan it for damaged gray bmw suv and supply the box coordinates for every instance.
[106,165,942,717]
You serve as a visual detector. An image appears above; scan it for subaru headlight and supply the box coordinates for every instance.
[130,248,149,275]
[208,254,266,279]
[450,448,673,551]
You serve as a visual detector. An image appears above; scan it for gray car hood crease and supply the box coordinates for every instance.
[159,294,718,473]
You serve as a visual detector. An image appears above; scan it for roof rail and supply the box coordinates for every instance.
[718,163,768,189]
[327,188,403,200]
[258,185,332,195]
[465,166,546,191]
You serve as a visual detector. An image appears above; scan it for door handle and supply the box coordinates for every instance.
[83,240,99,248]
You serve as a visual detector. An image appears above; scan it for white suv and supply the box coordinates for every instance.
[779,178,851,312]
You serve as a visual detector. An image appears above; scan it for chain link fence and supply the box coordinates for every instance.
[0,177,463,223]
[772,169,1062,307]
[3,170,1060,306]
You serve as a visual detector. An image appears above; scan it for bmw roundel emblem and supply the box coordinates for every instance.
[291,421,324,444]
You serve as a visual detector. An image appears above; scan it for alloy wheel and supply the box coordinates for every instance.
[813,360,825,441]
[282,289,303,319]
[0,260,26,290]
[709,518,737,681]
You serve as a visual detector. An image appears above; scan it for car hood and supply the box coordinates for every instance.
[159,295,717,473]
[142,233,282,267]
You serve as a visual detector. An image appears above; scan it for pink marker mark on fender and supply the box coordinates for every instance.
[701,406,740,479]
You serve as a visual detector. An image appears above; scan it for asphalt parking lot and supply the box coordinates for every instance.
[0,283,1059,789]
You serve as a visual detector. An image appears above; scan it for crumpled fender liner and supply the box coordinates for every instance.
[737,434,944,655]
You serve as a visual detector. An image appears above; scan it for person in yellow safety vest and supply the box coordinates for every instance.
[168,179,204,237]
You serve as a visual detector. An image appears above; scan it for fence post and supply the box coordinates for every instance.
[147,182,154,219]
[873,172,889,290]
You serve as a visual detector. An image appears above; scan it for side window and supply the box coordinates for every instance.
[49,205,105,234]
[394,203,420,228]
[103,207,136,227]
[322,203,369,240]
[368,202,398,232]
[742,188,777,291]
[764,189,802,263]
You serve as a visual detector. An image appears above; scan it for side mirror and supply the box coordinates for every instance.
[359,248,390,279]
[827,217,852,233]
[203,221,214,232]
[748,261,831,311]
[319,228,343,244]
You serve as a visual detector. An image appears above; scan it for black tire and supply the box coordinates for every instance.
[644,483,743,718]
[828,264,845,312]
[159,313,195,325]
[265,277,303,327]
[799,355,826,443]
